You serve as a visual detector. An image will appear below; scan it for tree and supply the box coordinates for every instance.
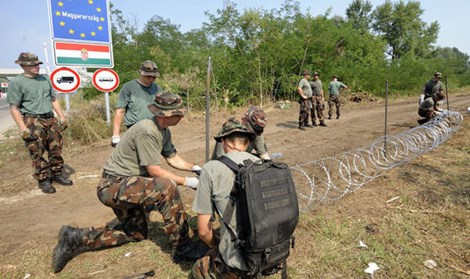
[346,0,373,34]
[371,0,439,60]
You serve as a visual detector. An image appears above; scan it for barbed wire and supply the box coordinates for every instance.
[291,111,464,212]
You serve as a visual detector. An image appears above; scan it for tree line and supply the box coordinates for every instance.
[84,0,470,108]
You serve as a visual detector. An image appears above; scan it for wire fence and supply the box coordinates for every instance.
[291,111,464,212]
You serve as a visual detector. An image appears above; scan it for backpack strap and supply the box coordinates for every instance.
[215,156,241,244]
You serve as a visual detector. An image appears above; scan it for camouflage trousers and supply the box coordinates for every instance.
[191,247,250,279]
[311,96,325,122]
[82,175,187,250]
[298,98,313,125]
[418,108,436,121]
[23,115,64,182]
[328,94,341,118]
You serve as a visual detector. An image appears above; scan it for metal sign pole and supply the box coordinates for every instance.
[444,75,450,111]
[205,57,212,163]
[105,92,111,126]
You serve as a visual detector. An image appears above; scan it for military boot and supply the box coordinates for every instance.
[298,123,305,130]
[39,180,56,194]
[320,120,327,127]
[52,225,89,273]
[50,175,73,186]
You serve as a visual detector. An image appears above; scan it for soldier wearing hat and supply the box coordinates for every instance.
[211,105,270,160]
[7,52,72,194]
[421,71,444,101]
[111,60,162,147]
[327,75,348,120]
[191,117,258,278]
[418,91,446,124]
[52,92,207,273]
[309,71,327,127]
[297,70,313,130]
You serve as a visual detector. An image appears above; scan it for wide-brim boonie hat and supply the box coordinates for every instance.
[139,60,159,77]
[15,52,43,66]
[147,92,187,117]
[214,117,255,142]
[302,70,311,75]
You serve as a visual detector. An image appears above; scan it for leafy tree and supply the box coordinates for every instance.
[346,0,373,34]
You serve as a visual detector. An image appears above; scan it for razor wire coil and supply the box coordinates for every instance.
[292,111,463,212]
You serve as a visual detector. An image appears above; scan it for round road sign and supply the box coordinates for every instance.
[92,68,119,92]
[50,67,80,93]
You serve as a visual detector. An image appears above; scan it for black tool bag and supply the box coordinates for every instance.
[217,156,299,278]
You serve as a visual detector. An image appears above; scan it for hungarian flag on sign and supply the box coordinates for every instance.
[54,41,113,67]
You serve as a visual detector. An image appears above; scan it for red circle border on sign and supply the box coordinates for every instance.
[92,69,120,92]
[50,67,80,93]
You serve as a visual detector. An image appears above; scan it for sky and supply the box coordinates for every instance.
[1,0,469,71]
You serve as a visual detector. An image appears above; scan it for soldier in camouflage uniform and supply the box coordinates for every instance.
[327,75,348,120]
[51,92,207,273]
[309,72,327,127]
[211,105,271,160]
[297,70,313,130]
[7,52,72,194]
[422,72,444,101]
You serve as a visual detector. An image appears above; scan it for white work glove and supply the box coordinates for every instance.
[191,165,202,175]
[184,176,199,190]
[111,136,121,148]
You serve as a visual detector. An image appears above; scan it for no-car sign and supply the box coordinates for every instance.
[92,68,119,92]
[50,67,80,93]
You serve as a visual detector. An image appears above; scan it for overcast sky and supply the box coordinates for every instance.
[1,0,468,70]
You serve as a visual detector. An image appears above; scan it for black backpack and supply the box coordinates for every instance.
[216,156,299,278]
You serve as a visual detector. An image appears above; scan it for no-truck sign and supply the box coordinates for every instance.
[50,67,80,93]
[92,68,119,92]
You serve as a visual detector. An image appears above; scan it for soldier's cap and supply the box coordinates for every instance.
[147,92,186,117]
[139,60,159,77]
[214,117,256,142]
[244,105,267,134]
[15,52,43,66]
[434,72,442,78]
[332,75,338,79]
[436,92,445,99]
[302,70,311,75]
[313,71,320,76]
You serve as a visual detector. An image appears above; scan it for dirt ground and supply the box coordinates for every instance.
[0,93,468,278]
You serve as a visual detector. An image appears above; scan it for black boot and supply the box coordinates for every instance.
[52,226,88,273]
[312,122,318,126]
[51,175,73,186]
[298,123,305,130]
[39,180,56,194]
[172,238,210,263]
[320,120,327,127]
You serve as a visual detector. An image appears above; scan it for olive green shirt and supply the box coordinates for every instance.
[104,119,177,177]
[309,79,323,96]
[298,78,312,98]
[7,74,55,114]
[328,81,347,96]
[116,79,161,127]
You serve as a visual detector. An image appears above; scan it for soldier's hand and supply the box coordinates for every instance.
[191,165,202,176]
[111,136,121,148]
[59,119,68,131]
[184,176,199,190]
[21,129,36,142]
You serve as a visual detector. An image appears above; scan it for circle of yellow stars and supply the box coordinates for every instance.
[55,0,106,38]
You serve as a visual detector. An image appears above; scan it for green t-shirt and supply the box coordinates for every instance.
[298,78,312,98]
[418,97,434,117]
[193,151,259,271]
[104,119,176,177]
[116,79,161,127]
[309,79,323,96]
[423,79,442,98]
[328,81,347,96]
[7,74,55,114]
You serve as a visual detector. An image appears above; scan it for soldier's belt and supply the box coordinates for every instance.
[102,172,123,181]
[23,112,54,119]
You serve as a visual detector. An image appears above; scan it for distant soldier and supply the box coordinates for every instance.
[297,70,313,130]
[421,72,444,102]
[7,52,72,194]
[327,75,348,120]
[418,91,445,124]
[309,71,327,127]
[51,92,207,273]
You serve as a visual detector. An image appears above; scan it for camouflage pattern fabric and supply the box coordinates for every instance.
[23,115,64,181]
[298,97,313,125]
[147,92,187,117]
[311,95,325,122]
[191,247,247,279]
[15,52,43,65]
[328,94,341,119]
[83,176,187,249]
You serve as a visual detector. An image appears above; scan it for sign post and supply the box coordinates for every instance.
[50,67,81,114]
[92,69,119,125]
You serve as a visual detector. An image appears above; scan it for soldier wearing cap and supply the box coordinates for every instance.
[211,105,270,160]
[297,70,313,130]
[7,52,72,194]
[51,92,207,273]
[309,71,327,127]
[191,117,258,278]
[422,72,444,101]
[327,75,348,120]
[111,60,162,147]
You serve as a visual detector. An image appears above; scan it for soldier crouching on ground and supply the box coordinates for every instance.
[51,92,208,273]
[7,52,72,194]
[418,91,445,125]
